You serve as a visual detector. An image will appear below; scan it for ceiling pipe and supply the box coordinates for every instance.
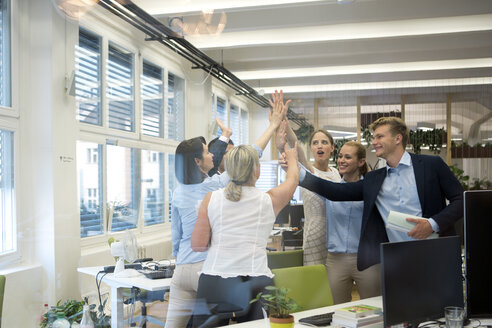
[97,0,310,127]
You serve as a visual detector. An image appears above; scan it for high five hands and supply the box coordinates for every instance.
[269,90,291,129]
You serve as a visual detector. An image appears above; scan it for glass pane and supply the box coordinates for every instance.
[166,73,185,140]
[230,105,239,145]
[0,128,14,254]
[107,43,135,132]
[76,29,102,125]
[0,0,11,107]
[216,96,227,137]
[77,141,103,237]
[141,60,163,137]
[107,145,139,231]
[240,109,249,145]
[142,150,164,225]
[256,161,278,192]
[167,153,177,221]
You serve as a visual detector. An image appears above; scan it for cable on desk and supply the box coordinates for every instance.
[96,270,109,312]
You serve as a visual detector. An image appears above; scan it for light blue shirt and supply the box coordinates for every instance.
[171,144,263,265]
[375,151,438,242]
[326,177,364,253]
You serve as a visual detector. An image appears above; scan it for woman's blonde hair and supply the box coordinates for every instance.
[223,145,260,202]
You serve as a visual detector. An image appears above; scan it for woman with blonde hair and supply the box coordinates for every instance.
[191,140,299,324]
[325,141,380,304]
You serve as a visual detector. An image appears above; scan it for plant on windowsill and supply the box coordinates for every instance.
[250,285,301,328]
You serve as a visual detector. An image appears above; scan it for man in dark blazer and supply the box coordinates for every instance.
[290,117,463,271]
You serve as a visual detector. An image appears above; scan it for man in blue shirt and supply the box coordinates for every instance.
[293,117,463,271]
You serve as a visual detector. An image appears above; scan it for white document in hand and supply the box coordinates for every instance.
[386,210,438,238]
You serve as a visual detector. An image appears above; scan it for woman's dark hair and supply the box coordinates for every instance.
[175,136,206,184]
[342,141,369,176]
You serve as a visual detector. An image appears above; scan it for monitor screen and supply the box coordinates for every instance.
[381,236,464,327]
[289,204,304,228]
[464,190,492,317]
[275,204,290,225]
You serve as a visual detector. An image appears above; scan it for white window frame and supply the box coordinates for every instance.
[0,0,19,265]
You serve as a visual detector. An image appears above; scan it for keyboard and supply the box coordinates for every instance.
[298,312,334,326]
[139,269,173,279]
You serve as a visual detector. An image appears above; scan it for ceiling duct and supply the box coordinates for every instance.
[97,0,310,127]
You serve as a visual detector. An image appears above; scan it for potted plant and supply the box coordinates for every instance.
[250,285,301,328]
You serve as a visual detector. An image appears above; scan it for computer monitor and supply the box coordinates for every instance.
[275,204,290,225]
[289,204,304,229]
[380,236,464,327]
[464,190,492,318]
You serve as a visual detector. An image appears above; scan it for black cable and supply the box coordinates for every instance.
[95,271,109,311]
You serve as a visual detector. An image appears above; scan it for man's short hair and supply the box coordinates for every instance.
[208,137,234,150]
[369,116,409,148]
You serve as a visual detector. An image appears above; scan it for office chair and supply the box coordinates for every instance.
[125,288,166,327]
[0,275,5,328]
[272,264,333,311]
[281,230,303,250]
[193,275,252,328]
[267,249,304,269]
[289,204,304,229]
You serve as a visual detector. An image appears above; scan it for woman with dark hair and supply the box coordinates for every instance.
[325,141,380,304]
[166,103,287,328]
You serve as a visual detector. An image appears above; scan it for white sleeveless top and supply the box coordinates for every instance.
[201,187,275,278]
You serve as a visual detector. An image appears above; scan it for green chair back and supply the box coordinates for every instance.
[272,264,333,312]
[267,249,304,269]
[0,275,5,327]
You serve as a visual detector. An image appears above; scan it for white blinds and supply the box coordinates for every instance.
[216,96,227,137]
[230,104,239,144]
[240,109,249,145]
[167,73,185,140]
[107,43,135,132]
[141,60,163,137]
[76,29,102,125]
[0,0,10,107]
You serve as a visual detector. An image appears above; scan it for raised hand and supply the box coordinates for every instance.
[269,90,291,128]
[275,120,287,152]
[284,141,298,166]
[216,117,232,139]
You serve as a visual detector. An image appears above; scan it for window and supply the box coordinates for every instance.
[216,96,227,137]
[0,0,10,107]
[0,129,14,254]
[167,153,177,220]
[230,104,239,145]
[141,60,163,137]
[76,29,102,125]
[142,150,164,226]
[107,145,139,231]
[77,141,103,237]
[256,161,278,192]
[167,72,185,140]
[107,43,134,132]
[240,109,249,145]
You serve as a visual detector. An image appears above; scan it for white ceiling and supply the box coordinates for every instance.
[132,0,492,136]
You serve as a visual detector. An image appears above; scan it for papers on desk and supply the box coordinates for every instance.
[386,211,438,238]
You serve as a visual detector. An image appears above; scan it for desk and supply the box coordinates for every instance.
[221,296,492,328]
[221,296,382,327]
[78,266,171,328]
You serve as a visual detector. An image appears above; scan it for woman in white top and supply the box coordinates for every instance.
[191,140,299,324]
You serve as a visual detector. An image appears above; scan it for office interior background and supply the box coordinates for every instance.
[0,0,491,326]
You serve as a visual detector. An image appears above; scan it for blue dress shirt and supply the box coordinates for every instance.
[326,177,364,253]
[171,144,263,265]
[375,151,438,242]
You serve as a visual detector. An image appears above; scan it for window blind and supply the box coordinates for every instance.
[0,0,10,107]
[256,161,279,192]
[141,60,163,137]
[240,109,249,145]
[230,105,239,145]
[167,73,185,140]
[76,29,102,125]
[216,96,227,137]
[107,43,135,132]
[0,129,14,254]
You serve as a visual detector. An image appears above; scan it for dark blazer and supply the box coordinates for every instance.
[300,153,464,270]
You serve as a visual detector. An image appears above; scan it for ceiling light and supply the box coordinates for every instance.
[259,77,492,94]
[51,0,99,20]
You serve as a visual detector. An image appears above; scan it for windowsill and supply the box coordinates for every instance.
[0,262,42,275]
